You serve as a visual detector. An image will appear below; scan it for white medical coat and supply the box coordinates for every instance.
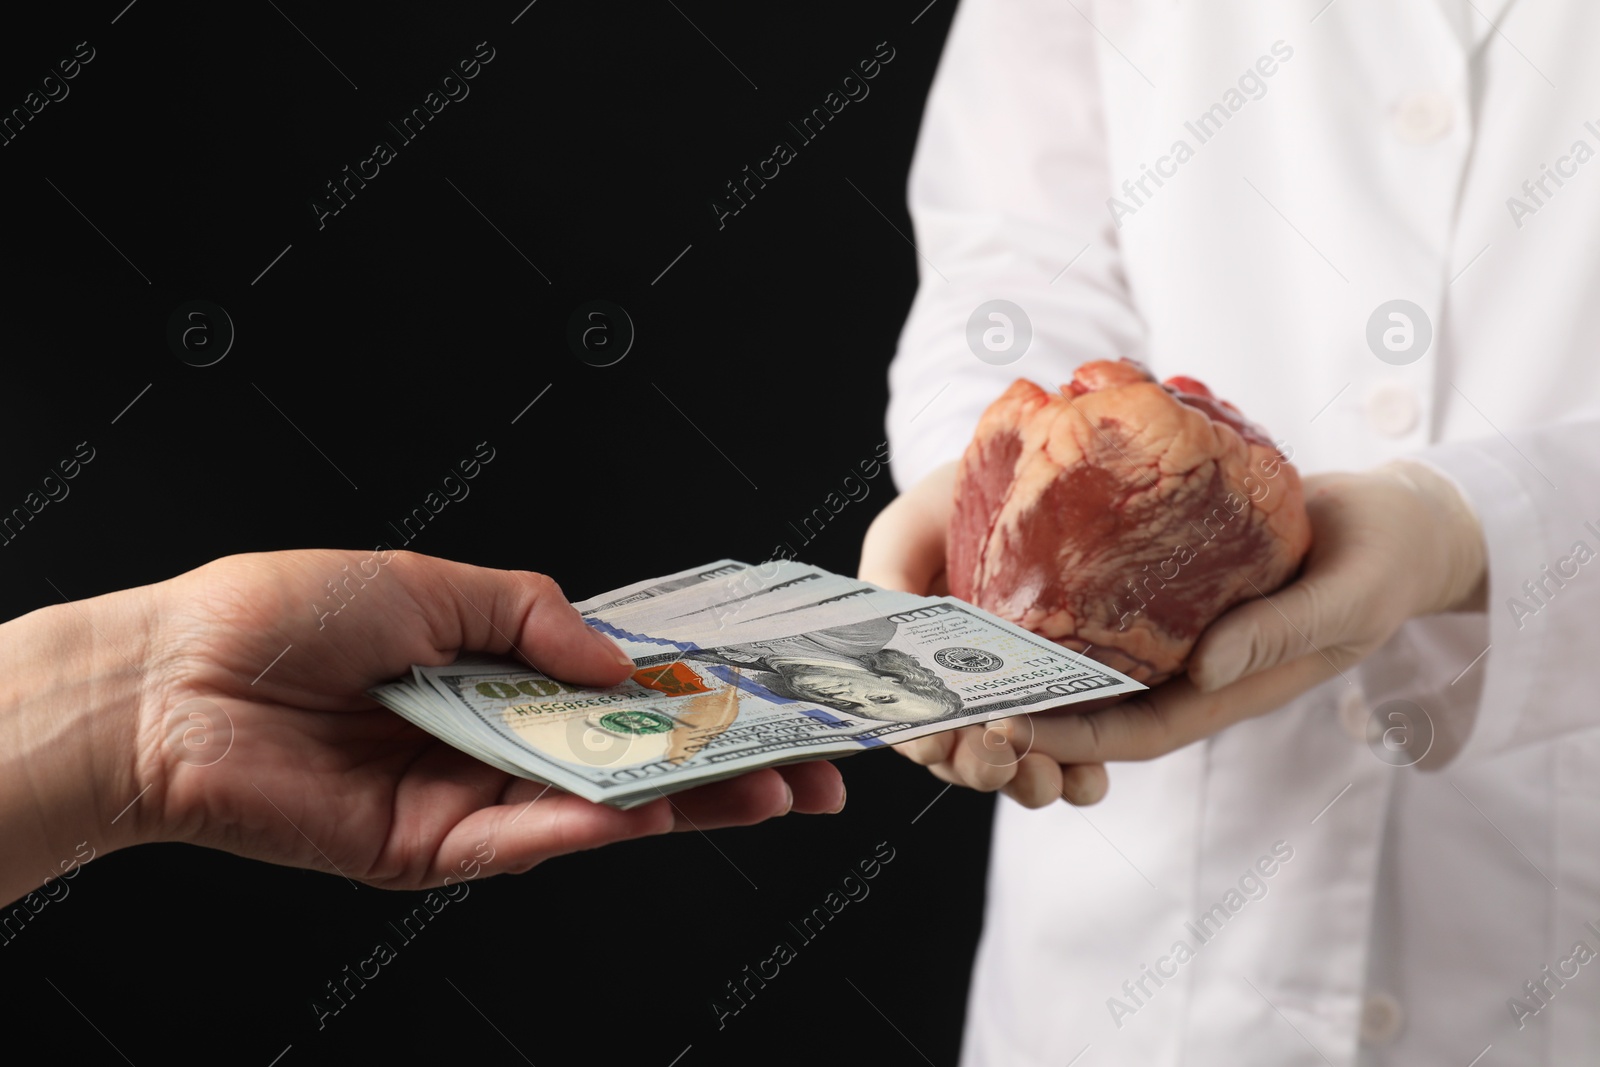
[885,1,1600,1063]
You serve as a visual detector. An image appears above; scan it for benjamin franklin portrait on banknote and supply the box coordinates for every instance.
[684,617,966,724]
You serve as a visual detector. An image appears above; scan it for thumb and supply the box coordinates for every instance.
[1188,578,1328,693]
[390,553,637,688]
[858,462,957,594]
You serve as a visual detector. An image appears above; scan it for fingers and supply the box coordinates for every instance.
[413,762,846,888]
[917,651,1343,805]
[1026,690,1175,763]
[1187,579,1327,693]
[430,785,676,880]
[893,731,959,767]
[657,762,846,828]
[948,720,1029,792]
[906,716,1120,809]
[997,760,1105,808]
[653,762,849,826]
[858,461,959,594]
[1189,471,1415,693]
[661,769,794,829]
[1001,752,1063,808]
[1030,653,1342,765]
[774,760,846,814]
[939,749,1105,809]
[390,553,636,688]
[1060,763,1109,806]
[898,650,1339,804]
[858,496,946,594]
[904,721,1029,795]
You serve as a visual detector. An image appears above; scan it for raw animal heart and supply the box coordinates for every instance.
[947,359,1312,685]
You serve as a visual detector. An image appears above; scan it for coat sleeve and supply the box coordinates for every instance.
[1414,415,1600,763]
[885,0,1147,491]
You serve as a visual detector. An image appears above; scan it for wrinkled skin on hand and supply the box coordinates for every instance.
[948,359,1313,684]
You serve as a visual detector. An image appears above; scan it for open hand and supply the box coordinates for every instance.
[863,461,1485,807]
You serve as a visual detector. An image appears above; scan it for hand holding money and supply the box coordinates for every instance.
[0,549,846,907]
[371,558,1146,808]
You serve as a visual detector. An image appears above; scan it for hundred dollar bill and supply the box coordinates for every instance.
[371,680,541,783]
[638,586,924,652]
[606,574,880,645]
[406,597,1144,807]
[589,561,835,632]
[574,559,749,616]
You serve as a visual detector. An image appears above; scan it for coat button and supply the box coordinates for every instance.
[1391,90,1454,144]
[1338,687,1370,742]
[1359,991,1405,1045]
[1364,382,1420,437]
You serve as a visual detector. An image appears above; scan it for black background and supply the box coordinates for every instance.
[0,2,998,1065]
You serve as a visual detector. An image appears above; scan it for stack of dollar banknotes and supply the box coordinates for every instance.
[369,560,1146,808]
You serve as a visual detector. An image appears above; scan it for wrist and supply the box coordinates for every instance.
[0,591,152,902]
[1377,459,1489,616]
